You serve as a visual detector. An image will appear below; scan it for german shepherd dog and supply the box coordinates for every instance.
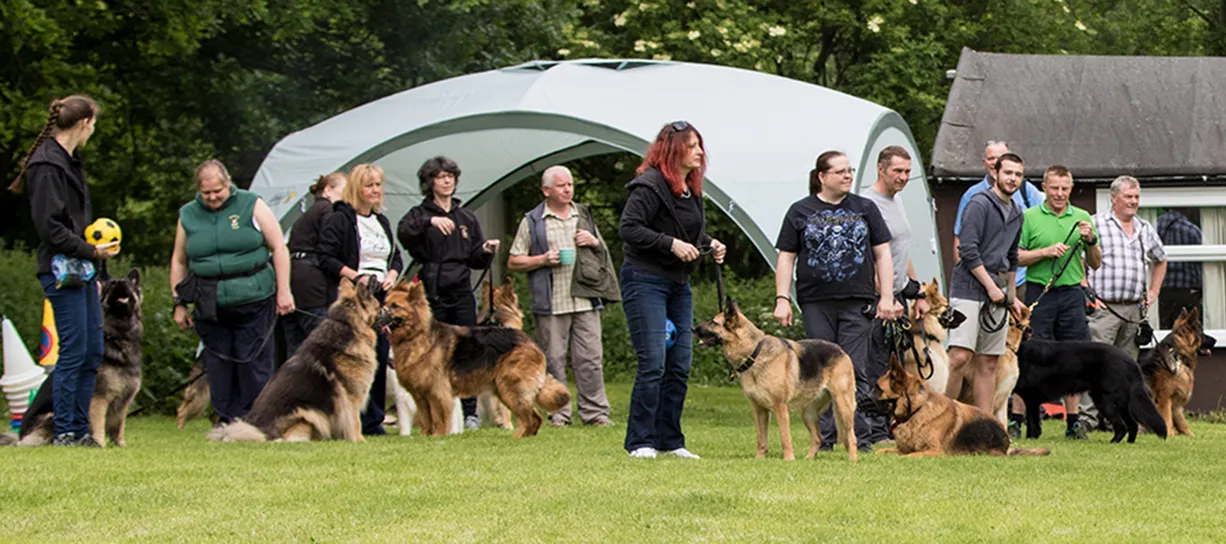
[1013,323,1168,443]
[1142,307,1216,437]
[383,280,569,438]
[870,354,1049,457]
[475,277,518,429]
[694,298,859,461]
[176,353,212,429]
[957,305,1029,425]
[20,269,144,447]
[901,280,954,391]
[208,277,389,442]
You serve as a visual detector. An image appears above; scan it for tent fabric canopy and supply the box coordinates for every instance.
[250,59,940,280]
[931,48,1226,181]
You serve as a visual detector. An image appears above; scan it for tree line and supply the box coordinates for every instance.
[3,0,1222,267]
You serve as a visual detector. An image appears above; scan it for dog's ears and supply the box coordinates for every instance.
[339,276,356,298]
[886,353,909,388]
[724,297,740,326]
[125,267,141,287]
[501,276,515,290]
[407,279,426,302]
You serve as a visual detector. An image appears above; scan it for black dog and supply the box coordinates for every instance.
[1013,338,1167,443]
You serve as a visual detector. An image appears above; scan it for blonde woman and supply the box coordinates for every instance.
[318,163,402,435]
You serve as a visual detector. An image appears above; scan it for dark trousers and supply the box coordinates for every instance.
[865,298,909,444]
[38,274,103,437]
[1024,283,1090,341]
[429,291,478,418]
[620,264,693,452]
[800,299,874,449]
[195,297,275,423]
[283,306,328,359]
[360,329,389,434]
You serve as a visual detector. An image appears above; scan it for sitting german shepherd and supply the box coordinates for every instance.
[20,269,144,447]
[956,305,1029,426]
[1142,307,1215,438]
[1013,321,1168,443]
[383,280,569,438]
[176,353,211,429]
[475,278,519,429]
[208,277,389,442]
[694,298,859,462]
[901,280,953,391]
[870,354,1049,457]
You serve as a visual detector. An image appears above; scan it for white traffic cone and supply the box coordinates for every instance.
[2,316,49,421]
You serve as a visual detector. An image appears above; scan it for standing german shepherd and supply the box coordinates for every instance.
[694,298,859,462]
[208,277,388,442]
[382,280,568,438]
[20,269,144,447]
[870,353,1049,457]
[1142,307,1215,437]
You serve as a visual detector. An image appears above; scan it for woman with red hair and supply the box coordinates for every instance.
[618,121,725,459]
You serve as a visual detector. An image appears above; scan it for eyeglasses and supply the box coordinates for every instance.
[824,167,856,176]
[670,120,692,132]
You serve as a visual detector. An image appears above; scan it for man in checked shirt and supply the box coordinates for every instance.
[1156,207,1202,328]
[1084,175,1167,430]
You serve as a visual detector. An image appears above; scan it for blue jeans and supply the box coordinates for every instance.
[38,274,104,437]
[620,263,693,452]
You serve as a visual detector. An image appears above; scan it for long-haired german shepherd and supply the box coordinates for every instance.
[694,298,859,462]
[1142,307,1216,437]
[208,277,389,442]
[1013,323,1168,443]
[475,277,518,429]
[19,269,144,447]
[383,280,568,438]
[869,354,1049,457]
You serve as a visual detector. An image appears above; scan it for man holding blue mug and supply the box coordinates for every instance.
[508,165,619,427]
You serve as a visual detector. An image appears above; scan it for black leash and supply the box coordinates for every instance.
[883,319,933,380]
[1029,223,1086,310]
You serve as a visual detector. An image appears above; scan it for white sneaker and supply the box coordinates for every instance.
[464,415,480,430]
[628,447,658,459]
[663,448,701,460]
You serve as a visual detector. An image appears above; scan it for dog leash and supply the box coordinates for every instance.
[883,319,933,381]
[1028,223,1087,311]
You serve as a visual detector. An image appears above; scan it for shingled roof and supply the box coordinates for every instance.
[930,48,1226,181]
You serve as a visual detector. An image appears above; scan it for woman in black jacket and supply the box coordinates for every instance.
[397,156,499,430]
[285,171,347,357]
[8,95,117,447]
[618,121,725,460]
[318,164,402,435]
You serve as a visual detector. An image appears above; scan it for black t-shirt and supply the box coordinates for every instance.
[775,193,891,303]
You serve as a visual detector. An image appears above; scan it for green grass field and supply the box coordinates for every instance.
[2,383,1223,543]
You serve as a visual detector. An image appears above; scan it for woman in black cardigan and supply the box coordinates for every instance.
[285,171,347,357]
[318,163,402,435]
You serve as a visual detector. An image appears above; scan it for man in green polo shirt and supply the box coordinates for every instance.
[1010,165,1103,440]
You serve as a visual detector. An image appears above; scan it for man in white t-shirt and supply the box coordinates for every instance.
[861,146,929,444]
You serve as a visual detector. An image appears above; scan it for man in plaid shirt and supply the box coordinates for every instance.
[1156,208,1202,328]
[1085,175,1167,428]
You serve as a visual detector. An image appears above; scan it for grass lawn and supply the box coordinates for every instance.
[2,382,1223,543]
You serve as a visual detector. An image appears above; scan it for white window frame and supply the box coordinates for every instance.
[1095,187,1225,345]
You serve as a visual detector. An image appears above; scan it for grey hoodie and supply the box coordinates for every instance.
[950,189,1023,302]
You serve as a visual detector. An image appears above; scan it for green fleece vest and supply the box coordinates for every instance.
[179,188,275,308]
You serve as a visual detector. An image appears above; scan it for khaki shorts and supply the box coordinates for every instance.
[947,298,1009,356]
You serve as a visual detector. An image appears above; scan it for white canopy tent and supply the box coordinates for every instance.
[250,59,942,281]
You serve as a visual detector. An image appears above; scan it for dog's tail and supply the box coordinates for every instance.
[1128,383,1168,439]
[206,420,268,443]
[1007,447,1051,456]
[536,375,570,413]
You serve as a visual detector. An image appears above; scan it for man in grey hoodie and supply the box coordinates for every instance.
[944,153,1029,416]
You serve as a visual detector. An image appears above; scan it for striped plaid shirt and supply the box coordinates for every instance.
[1087,211,1167,303]
[1156,210,1202,289]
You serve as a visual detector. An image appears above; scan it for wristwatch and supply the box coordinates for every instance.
[173,296,187,308]
[1086,235,1098,246]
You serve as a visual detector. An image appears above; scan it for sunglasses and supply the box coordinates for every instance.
[670,120,692,132]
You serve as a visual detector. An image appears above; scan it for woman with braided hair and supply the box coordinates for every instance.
[8,95,118,447]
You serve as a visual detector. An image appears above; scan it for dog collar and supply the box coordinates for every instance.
[729,339,770,380]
